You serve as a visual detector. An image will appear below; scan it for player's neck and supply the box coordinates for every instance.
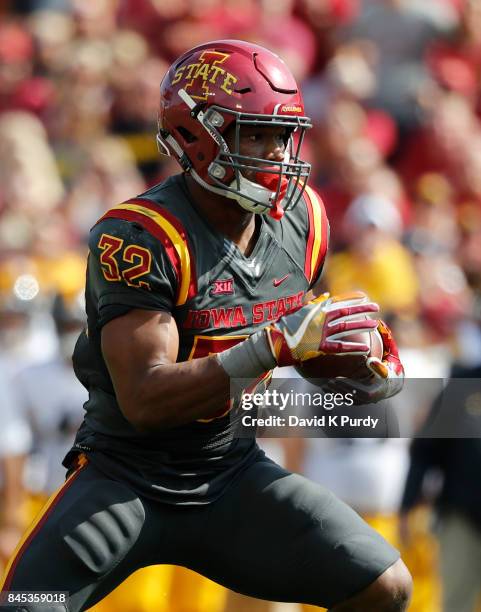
[184,174,260,256]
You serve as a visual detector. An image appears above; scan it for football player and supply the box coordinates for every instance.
[0,40,411,611]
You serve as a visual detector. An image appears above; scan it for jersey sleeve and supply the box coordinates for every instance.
[88,198,197,328]
[302,185,330,288]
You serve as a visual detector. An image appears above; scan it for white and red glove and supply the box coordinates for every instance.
[327,319,405,404]
[265,291,380,367]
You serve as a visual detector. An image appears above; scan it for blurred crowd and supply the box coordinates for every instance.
[1,0,481,611]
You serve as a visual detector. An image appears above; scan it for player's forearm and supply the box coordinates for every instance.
[120,355,232,430]
[118,331,276,431]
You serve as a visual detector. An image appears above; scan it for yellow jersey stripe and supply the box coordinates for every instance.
[305,185,324,283]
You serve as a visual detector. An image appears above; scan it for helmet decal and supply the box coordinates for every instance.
[173,51,237,102]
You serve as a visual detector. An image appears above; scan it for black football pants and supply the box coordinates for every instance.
[0,455,399,611]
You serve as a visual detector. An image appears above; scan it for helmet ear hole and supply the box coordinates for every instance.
[177,126,197,144]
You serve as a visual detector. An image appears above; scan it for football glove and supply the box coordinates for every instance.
[326,319,405,404]
[265,291,380,367]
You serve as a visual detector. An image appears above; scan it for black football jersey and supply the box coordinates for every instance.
[67,173,329,504]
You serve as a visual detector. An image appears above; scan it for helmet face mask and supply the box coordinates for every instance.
[204,105,311,219]
[157,40,312,220]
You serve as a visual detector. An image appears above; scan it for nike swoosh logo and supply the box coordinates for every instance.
[283,303,321,349]
[273,274,290,287]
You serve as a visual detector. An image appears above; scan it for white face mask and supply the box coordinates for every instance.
[59,331,80,361]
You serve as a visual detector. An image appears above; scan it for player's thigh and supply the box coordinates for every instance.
[0,460,149,612]
[194,457,399,609]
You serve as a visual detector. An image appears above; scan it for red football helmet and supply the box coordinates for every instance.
[157,39,312,219]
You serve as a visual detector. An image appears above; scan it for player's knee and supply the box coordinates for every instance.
[378,559,413,612]
[332,559,412,611]
[363,559,413,611]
